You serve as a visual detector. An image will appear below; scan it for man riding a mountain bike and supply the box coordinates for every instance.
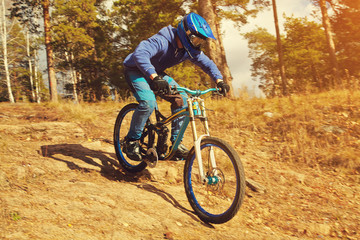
[122,12,230,161]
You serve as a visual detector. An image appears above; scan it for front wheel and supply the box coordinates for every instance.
[184,137,245,224]
[113,103,154,173]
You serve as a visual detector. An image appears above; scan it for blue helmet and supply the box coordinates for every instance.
[177,12,216,58]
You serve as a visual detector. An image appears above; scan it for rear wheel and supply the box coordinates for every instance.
[184,137,245,224]
[113,103,154,173]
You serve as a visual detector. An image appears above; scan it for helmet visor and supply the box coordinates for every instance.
[189,34,207,48]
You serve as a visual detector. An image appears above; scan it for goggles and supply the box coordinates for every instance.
[189,34,207,48]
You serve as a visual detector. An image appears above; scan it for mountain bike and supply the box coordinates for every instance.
[113,86,245,224]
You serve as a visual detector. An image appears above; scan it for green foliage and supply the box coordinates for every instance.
[107,0,185,95]
[8,0,49,103]
[245,1,360,97]
[0,19,30,101]
[244,27,278,96]
[51,0,109,101]
[10,0,43,34]
[331,0,360,77]
[9,211,22,221]
[111,0,184,53]
[215,0,270,28]
[245,16,330,97]
[165,61,211,90]
[7,0,268,101]
[13,0,359,101]
[52,0,98,58]
[283,16,328,92]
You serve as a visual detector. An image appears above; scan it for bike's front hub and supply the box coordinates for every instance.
[207,175,220,185]
[205,168,225,191]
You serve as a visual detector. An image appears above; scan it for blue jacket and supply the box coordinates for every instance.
[123,26,223,81]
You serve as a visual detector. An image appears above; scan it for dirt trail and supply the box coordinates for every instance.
[0,104,359,240]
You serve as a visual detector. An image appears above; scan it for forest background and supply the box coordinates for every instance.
[0,0,359,103]
[1,2,360,238]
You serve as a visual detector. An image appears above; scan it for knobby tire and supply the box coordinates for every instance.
[184,136,245,224]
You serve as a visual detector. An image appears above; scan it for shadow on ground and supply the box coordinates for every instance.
[40,143,142,182]
[39,143,213,227]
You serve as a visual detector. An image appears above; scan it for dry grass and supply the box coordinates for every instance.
[205,89,360,172]
[41,101,126,140]
[45,102,100,124]
[133,89,360,172]
[5,89,359,172]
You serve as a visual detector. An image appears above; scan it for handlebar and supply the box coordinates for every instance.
[171,86,220,97]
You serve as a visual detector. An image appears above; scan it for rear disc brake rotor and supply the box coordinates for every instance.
[145,148,158,168]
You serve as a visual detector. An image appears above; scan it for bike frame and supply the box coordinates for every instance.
[153,87,218,184]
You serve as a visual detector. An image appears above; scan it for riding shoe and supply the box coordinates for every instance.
[123,139,142,161]
[173,143,189,160]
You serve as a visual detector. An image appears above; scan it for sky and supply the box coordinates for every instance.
[223,0,319,97]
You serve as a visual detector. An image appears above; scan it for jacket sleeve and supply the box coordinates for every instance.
[190,52,223,81]
[132,35,167,78]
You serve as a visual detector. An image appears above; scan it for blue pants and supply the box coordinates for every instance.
[125,69,188,143]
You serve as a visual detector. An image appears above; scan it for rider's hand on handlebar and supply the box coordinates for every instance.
[151,76,170,95]
[217,81,230,96]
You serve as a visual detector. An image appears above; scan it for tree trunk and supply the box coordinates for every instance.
[215,19,233,91]
[319,0,339,88]
[70,52,79,103]
[1,0,14,103]
[26,30,35,102]
[43,0,58,102]
[65,51,79,103]
[272,0,288,96]
[34,49,41,103]
[197,0,233,97]
[78,72,83,102]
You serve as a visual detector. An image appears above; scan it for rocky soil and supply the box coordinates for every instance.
[0,103,359,240]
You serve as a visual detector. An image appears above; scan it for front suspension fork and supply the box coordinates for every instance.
[187,98,217,184]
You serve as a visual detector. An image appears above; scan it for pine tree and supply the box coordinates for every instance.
[11,0,58,102]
